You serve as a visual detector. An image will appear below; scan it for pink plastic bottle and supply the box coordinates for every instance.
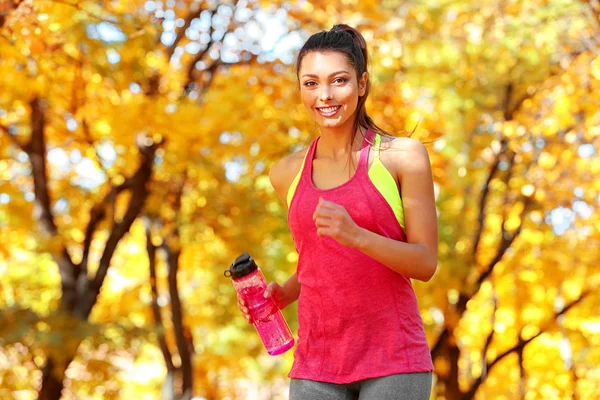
[224,253,295,355]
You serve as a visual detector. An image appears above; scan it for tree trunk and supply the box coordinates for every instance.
[446,332,462,400]
[38,356,73,400]
[166,243,194,397]
[35,135,158,397]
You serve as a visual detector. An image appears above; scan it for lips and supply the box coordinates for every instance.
[316,105,341,117]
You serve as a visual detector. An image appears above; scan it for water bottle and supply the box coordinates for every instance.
[224,253,295,355]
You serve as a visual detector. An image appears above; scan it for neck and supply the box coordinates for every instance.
[317,120,365,161]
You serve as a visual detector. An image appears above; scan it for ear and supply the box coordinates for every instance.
[358,72,368,96]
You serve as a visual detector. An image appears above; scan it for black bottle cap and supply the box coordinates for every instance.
[224,252,257,279]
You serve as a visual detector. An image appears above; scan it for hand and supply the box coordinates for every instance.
[313,197,363,248]
[237,295,253,324]
[237,281,289,324]
[263,281,289,310]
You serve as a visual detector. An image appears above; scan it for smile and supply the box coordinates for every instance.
[316,105,341,117]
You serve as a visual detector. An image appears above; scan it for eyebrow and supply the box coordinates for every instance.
[301,70,351,79]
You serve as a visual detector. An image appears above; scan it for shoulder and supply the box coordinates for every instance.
[378,135,432,177]
[380,135,428,153]
[268,146,310,205]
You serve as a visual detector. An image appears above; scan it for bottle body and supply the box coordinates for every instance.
[232,268,295,355]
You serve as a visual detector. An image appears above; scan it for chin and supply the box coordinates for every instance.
[315,116,349,129]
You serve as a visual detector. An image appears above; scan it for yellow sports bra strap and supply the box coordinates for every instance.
[368,133,406,230]
[374,133,381,159]
[286,149,310,208]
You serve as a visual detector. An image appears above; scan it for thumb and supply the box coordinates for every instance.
[264,282,277,298]
[264,282,274,298]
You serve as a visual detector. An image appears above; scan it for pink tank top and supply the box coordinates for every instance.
[287,129,434,384]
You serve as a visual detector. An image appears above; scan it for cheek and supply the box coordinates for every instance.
[340,89,359,109]
[338,85,358,101]
[300,90,315,108]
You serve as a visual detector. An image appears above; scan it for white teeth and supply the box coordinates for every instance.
[319,106,340,113]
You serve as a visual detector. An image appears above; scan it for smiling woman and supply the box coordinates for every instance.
[236,24,437,400]
[299,53,364,130]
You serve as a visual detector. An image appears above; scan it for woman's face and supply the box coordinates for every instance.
[298,51,367,130]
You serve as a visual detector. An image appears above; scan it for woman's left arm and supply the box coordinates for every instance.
[355,139,438,281]
[313,138,438,282]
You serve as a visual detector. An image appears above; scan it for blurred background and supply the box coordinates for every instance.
[1,0,599,399]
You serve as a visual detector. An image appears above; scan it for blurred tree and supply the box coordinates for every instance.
[0,0,301,398]
[1,0,600,399]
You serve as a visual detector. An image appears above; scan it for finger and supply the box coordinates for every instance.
[317,227,332,236]
[264,282,278,298]
[320,204,341,214]
[313,201,334,218]
[315,217,332,229]
[314,207,336,220]
[315,216,335,229]
[314,202,340,221]
[319,197,340,208]
[318,203,341,215]
[315,221,332,233]
[314,214,334,224]
[313,203,323,221]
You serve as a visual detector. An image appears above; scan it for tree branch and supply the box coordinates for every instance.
[436,148,526,366]
[503,82,514,121]
[430,327,448,361]
[471,140,506,259]
[435,173,531,364]
[184,0,242,93]
[500,152,517,236]
[145,218,175,371]
[517,343,526,400]
[462,289,593,399]
[196,58,222,97]
[164,6,206,60]
[28,98,57,236]
[0,123,27,149]
[480,283,498,381]
[161,169,194,397]
[77,134,160,319]
[503,80,539,122]
[14,98,80,312]
[476,194,531,288]
[185,40,216,91]
[79,176,132,284]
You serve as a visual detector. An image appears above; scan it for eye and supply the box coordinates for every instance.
[303,81,317,87]
[334,77,349,84]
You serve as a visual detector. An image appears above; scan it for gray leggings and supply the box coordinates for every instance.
[289,372,432,400]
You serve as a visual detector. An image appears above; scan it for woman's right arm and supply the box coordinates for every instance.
[266,153,306,307]
[238,151,306,322]
[277,272,300,308]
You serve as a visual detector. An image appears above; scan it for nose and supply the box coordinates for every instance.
[319,86,332,101]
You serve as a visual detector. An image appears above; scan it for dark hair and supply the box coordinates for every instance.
[295,24,396,148]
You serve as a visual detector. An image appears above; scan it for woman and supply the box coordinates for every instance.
[239,24,437,399]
